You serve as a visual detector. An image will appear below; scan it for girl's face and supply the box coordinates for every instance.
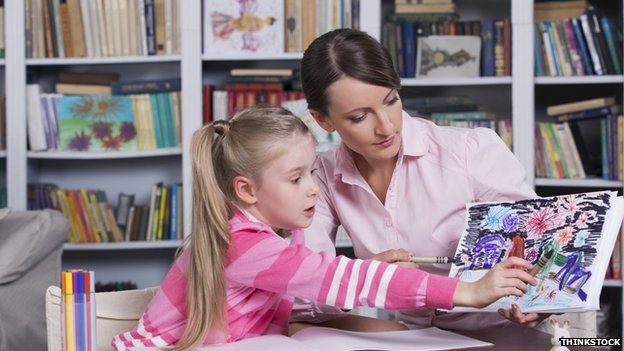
[252,135,319,230]
[314,77,403,163]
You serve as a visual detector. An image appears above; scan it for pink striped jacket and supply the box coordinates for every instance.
[111,210,459,350]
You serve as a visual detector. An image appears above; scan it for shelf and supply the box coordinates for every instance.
[401,77,512,86]
[535,178,623,188]
[27,148,182,160]
[26,55,181,66]
[202,52,303,61]
[603,279,622,287]
[63,240,183,251]
[535,75,624,85]
[0,151,5,158]
[0,59,5,65]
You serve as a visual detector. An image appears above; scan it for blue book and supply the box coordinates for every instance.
[149,94,164,148]
[571,18,592,75]
[395,23,404,77]
[555,106,618,122]
[534,24,544,76]
[111,78,181,95]
[144,0,156,55]
[169,185,178,240]
[599,17,622,75]
[401,22,416,78]
[601,119,608,180]
[545,22,561,76]
[480,20,495,77]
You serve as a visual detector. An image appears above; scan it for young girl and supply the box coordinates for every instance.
[112,106,536,351]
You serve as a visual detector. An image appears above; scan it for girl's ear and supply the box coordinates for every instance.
[233,175,257,205]
[309,109,335,133]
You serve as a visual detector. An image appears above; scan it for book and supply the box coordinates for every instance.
[111,78,181,94]
[449,191,624,313]
[194,327,491,351]
[204,0,284,55]
[57,95,138,152]
[547,97,616,116]
[58,71,120,85]
[55,83,112,95]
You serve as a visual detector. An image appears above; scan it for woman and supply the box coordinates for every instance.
[293,28,546,331]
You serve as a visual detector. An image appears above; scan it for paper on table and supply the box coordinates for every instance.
[129,327,491,351]
[290,327,492,351]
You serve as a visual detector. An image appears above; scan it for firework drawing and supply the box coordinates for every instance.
[449,191,623,313]
[58,96,137,152]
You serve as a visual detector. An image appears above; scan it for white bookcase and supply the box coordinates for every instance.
[2,0,623,336]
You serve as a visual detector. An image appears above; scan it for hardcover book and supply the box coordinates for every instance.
[57,95,137,152]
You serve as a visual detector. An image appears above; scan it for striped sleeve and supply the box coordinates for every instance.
[227,229,459,311]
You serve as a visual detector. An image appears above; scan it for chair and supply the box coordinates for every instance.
[46,285,158,351]
[0,210,68,351]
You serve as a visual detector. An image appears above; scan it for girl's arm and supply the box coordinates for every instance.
[229,228,458,311]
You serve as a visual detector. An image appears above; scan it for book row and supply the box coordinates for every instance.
[383,14,511,78]
[284,0,360,52]
[535,117,623,181]
[431,118,512,151]
[26,0,180,59]
[534,12,623,77]
[28,182,182,243]
[203,0,359,55]
[27,87,181,152]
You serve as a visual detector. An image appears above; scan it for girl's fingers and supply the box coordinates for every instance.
[373,249,411,263]
[503,278,528,293]
[503,268,538,286]
[498,308,511,319]
[499,257,533,270]
[504,287,524,298]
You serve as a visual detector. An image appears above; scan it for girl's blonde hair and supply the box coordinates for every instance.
[174,106,311,351]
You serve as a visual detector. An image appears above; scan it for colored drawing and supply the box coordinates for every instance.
[58,96,137,152]
[449,191,623,312]
[205,0,284,54]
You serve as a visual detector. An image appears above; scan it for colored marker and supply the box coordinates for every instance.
[89,271,96,351]
[76,271,85,351]
[84,271,91,351]
[530,249,554,276]
[63,272,75,351]
[409,256,456,264]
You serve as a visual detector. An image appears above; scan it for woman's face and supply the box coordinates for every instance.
[314,77,403,163]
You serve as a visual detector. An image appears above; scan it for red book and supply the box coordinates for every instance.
[203,85,213,125]
[504,19,511,76]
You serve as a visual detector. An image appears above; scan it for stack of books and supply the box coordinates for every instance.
[205,68,304,123]
[535,97,623,180]
[403,96,512,149]
[383,15,510,77]
[27,77,181,152]
[285,0,361,52]
[534,0,587,22]
[26,0,180,59]
[394,0,455,15]
[534,5,622,76]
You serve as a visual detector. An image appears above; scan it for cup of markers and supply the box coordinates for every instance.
[61,270,96,351]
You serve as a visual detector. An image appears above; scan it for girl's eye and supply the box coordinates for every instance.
[311,168,318,175]
[291,177,301,184]
[387,96,400,105]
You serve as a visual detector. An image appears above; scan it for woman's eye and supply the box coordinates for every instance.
[311,168,318,175]
[291,177,301,184]
[349,114,366,123]
[387,96,400,105]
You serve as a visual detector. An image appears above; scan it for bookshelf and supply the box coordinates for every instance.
[2,0,623,336]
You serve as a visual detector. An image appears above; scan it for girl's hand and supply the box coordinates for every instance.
[453,257,537,308]
[498,304,551,328]
[371,249,419,269]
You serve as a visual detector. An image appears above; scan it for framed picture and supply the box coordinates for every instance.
[204,0,285,55]
[416,36,482,78]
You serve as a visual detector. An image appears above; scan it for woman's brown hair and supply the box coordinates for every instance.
[300,28,401,116]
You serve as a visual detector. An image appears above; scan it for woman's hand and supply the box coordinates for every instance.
[371,249,419,269]
[453,257,537,308]
[498,304,551,328]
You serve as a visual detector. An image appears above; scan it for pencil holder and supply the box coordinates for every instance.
[61,270,96,351]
